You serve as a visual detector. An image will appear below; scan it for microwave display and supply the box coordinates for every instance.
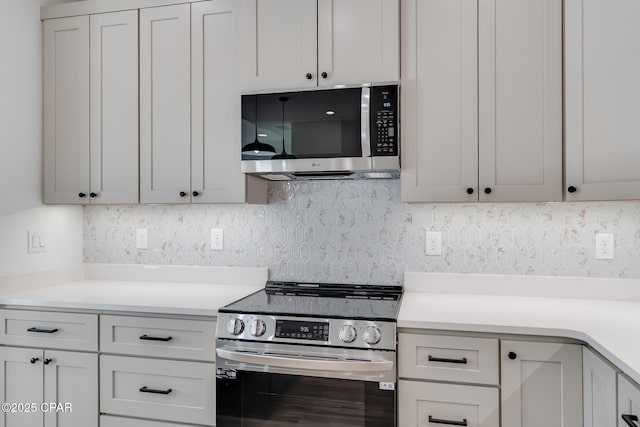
[241,86,398,161]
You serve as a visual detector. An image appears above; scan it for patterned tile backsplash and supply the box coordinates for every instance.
[84,180,640,285]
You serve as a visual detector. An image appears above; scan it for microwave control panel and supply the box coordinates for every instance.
[371,86,398,156]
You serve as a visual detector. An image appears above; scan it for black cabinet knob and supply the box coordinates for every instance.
[30,357,39,364]
[179,191,187,197]
[78,192,86,198]
[192,191,200,197]
[508,351,517,360]
[305,73,313,80]
[89,192,98,198]
[484,188,492,195]
[568,186,577,193]
[466,188,474,195]
[321,71,328,79]
[43,358,53,365]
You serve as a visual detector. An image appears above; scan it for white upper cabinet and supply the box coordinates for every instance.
[139,4,192,204]
[89,11,139,204]
[44,12,138,205]
[401,0,562,203]
[565,0,640,201]
[241,0,399,91]
[192,0,266,204]
[43,16,90,205]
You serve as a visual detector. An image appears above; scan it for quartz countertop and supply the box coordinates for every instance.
[400,272,640,385]
[0,264,267,316]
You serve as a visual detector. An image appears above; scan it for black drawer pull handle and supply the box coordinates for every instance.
[428,355,468,364]
[30,357,39,364]
[429,416,468,426]
[27,327,59,334]
[140,386,172,395]
[139,334,173,342]
[43,358,53,365]
[622,414,639,427]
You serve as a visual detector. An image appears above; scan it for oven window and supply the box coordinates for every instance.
[241,88,364,160]
[217,371,395,426]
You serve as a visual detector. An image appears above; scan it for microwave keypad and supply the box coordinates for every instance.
[374,110,396,155]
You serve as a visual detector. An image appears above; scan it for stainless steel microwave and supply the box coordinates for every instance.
[241,85,399,180]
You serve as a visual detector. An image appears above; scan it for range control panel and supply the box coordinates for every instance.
[216,312,396,351]
[371,85,398,156]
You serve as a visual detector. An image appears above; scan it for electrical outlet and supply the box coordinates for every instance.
[211,229,224,251]
[136,228,148,250]
[425,231,442,256]
[595,233,614,260]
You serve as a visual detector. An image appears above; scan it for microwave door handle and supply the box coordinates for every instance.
[361,87,371,158]
[216,348,392,373]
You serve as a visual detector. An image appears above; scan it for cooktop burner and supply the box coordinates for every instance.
[219,281,403,321]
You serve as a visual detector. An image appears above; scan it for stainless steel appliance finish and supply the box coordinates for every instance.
[215,281,402,427]
[241,85,399,181]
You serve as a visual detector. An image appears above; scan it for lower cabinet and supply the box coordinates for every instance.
[101,415,191,427]
[399,380,499,427]
[584,347,618,427]
[0,347,98,427]
[501,340,583,427]
[618,374,640,427]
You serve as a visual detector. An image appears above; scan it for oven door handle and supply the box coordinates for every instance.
[216,348,393,372]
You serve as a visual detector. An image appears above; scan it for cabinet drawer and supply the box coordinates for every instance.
[399,333,499,385]
[0,309,97,351]
[100,315,216,361]
[101,415,190,427]
[399,380,499,427]
[100,355,215,426]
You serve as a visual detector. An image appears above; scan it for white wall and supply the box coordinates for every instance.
[0,0,83,276]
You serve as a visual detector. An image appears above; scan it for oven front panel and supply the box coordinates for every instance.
[216,369,395,427]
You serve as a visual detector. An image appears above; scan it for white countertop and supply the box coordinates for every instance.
[400,272,640,385]
[0,264,267,316]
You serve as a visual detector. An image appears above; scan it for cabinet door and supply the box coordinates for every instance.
[618,374,640,427]
[43,351,98,427]
[89,11,139,204]
[399,380,499,427]
[43,16,90,205]
[240,0,317,91]
[501,341,583,427]
[584,347,617,427]
[317,0,399,86]
[0,347,44,427]
[192,0,267,204]
[565,0,640,201]
[478,0,562,202]
[140,4,191,204]
[400,0,478,202]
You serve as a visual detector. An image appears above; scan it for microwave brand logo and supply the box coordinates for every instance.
[312,162,321,167]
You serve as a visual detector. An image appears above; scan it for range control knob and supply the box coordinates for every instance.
[339,324,357,343]
[250,319,267,337]
[363,326,382,345]
[226,318,245,336]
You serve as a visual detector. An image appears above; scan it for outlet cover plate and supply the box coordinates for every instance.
[425,231,442,256]
[595,233,614,260]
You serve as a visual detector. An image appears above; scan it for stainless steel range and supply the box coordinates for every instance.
[215,281,403,427]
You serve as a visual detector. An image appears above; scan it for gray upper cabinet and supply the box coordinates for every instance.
[43,16,90,205]
[565,0,640,201]
[139,4,191,204]
[240,0,399,91]
[44,12,138,205]
[401,0,562,203]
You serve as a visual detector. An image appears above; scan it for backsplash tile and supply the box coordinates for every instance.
[84,180,640,285]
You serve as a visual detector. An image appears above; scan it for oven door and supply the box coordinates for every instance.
[216,340,396,427]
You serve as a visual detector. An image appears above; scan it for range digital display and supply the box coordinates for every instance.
[275,320,329,341]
